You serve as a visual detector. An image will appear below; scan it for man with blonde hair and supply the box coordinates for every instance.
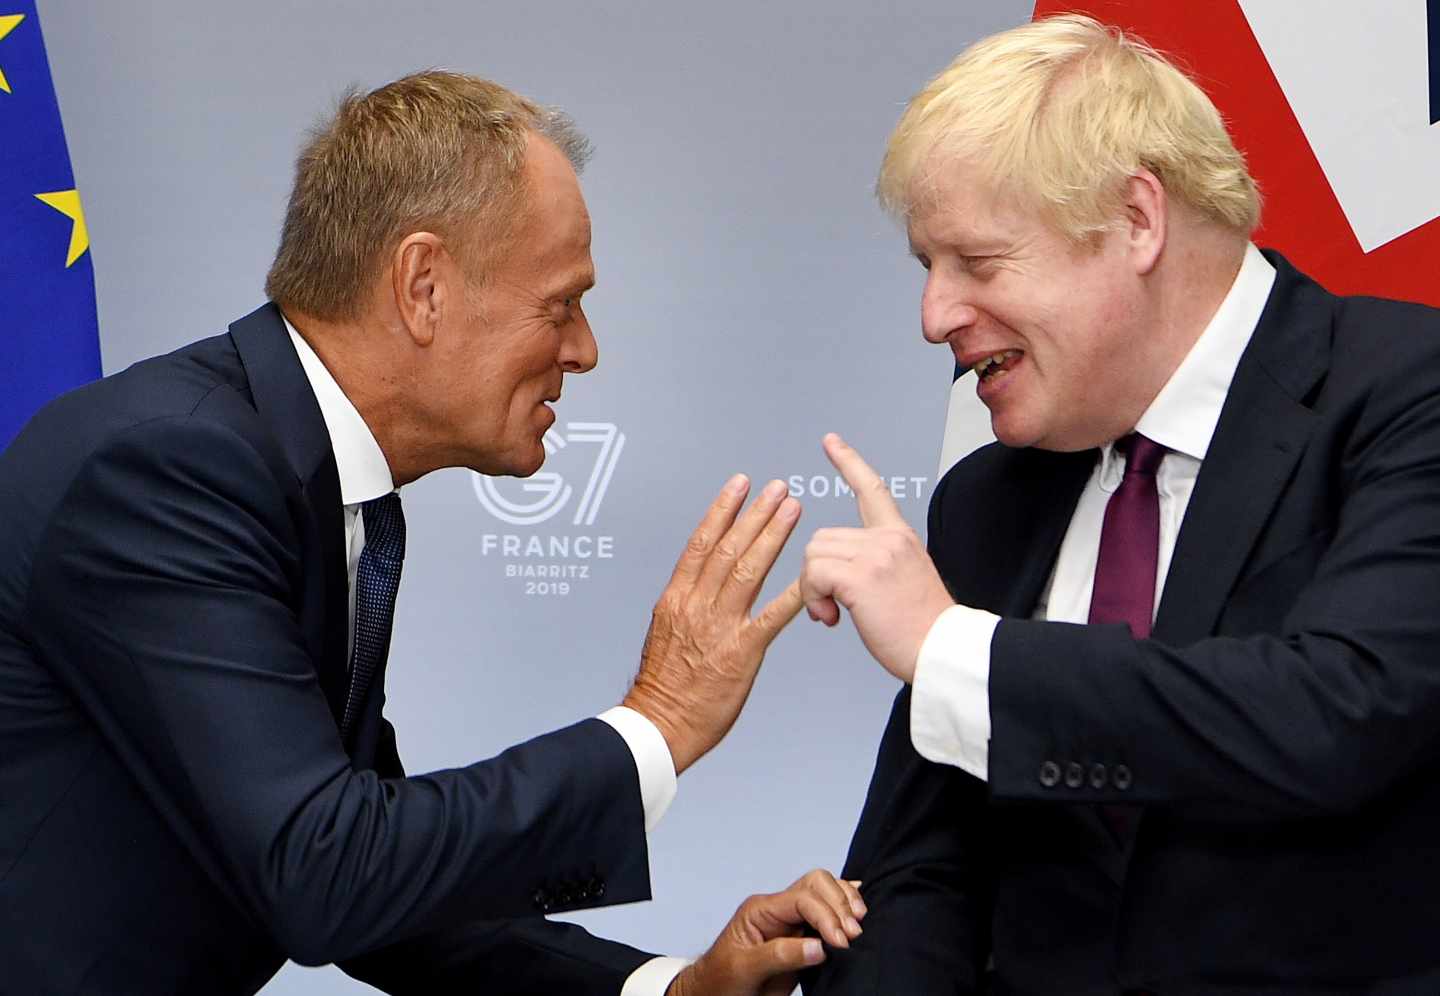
[800,14,1440,994]
[0,71,867,995]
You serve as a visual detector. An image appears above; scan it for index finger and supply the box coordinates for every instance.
[822,433,905,527]
[669,474,750,587]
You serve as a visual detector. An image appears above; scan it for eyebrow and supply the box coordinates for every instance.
[912,235,1007,257]
[548,270,595,301]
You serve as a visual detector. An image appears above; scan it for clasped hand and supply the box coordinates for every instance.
[667,870,866,996]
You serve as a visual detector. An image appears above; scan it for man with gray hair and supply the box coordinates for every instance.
[0,71,865,994]
[800,14,1440,994]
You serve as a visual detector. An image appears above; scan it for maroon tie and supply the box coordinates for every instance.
[1088,434,1166,639]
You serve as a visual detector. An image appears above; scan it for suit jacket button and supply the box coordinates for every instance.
[1089,763,1108,789]
[589,876,606,899]
[532,889,552,913]
[1114,764,1133,791]
[1064,762,1084,788]
[1039,760,1062,788]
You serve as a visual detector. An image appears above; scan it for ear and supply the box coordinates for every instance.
[1122,169,1167,276]
[390,232,450,347]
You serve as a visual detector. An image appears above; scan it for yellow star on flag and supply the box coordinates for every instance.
[35,189,90,267]
[0,13,24,94]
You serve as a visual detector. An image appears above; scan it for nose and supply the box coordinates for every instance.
[560,305,598,374]
[920,270,979,346]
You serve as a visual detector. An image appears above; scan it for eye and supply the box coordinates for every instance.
[551,297,577,323]
[960,255,997,277]
[915,254,932,271]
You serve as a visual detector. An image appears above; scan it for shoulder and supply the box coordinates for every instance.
[1307,291,1440,454]
[1328,293,1440,373]
[1263,254,1440,388]
[0,337,296,595]
[9,333,249,462]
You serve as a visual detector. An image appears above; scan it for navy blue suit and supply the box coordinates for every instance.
[0,304,656,994]
[805,254,1440,994]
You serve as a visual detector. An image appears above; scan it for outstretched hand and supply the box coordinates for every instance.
[625,476,805,773]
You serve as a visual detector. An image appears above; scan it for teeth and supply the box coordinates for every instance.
[975,350,1021,378]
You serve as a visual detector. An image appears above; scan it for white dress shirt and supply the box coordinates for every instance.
[283,317,687,993]
[909,244,1278,778]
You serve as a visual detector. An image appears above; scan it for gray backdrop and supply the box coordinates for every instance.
[38,1,1026,991]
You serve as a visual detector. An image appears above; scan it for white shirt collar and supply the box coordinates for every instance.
[282,313,395,506]
[1104,242,1276,474]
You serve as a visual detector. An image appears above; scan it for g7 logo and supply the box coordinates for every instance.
[471,422,626,526]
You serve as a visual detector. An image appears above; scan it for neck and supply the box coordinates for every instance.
[285,308,436,487]
[1130,229,1248,424]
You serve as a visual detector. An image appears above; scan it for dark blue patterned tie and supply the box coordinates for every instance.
[342,492,406,738]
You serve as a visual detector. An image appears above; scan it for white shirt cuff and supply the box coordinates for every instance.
[620,955,691,996]
[598,706,678,832]
[909,604,1000,780]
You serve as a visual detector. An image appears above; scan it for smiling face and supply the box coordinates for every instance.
[908,161,1171,452]
[434,135,598,477]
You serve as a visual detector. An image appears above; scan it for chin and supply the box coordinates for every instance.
[992,416,1042,450]
[996,419,1098,454]
[991,405,1079,453]
[469,439,547,478]
[510,440,548,477]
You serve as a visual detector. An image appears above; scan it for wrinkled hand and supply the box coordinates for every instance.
[624,476,805,774]
[799,434,954,683]
[667,870,866,996]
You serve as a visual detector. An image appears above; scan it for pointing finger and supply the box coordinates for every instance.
[822,433,905,528]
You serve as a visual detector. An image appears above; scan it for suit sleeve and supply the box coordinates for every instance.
[25,413,651,966]
[803,473,992,995]
[341,917,655,995]
[989,369,1440,816]
[340,710,661,992]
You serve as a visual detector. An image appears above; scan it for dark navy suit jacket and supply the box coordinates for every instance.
[805,254,1440,995]
[0,304,656,994]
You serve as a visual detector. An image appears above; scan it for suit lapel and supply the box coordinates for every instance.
[1001,449,1096,616]
[941,445,1096,617]
[303,453,351,726]
[1152,253,1331,646]
[228,304,351,724]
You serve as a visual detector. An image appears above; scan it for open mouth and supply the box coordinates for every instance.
[974,350,1023,383]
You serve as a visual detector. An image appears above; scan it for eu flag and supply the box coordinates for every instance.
[0,0,99,449]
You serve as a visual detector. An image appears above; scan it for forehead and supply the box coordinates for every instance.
[496,135,594,288]
[905,159,1035,249]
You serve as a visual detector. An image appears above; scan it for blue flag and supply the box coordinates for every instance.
[0,0,100,449]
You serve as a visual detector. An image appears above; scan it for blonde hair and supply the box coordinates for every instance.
[877,14,1260,241]
[265,70,590,321]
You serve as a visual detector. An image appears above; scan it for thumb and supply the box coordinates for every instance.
[750,936,826,979]
[752,578,805,644]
